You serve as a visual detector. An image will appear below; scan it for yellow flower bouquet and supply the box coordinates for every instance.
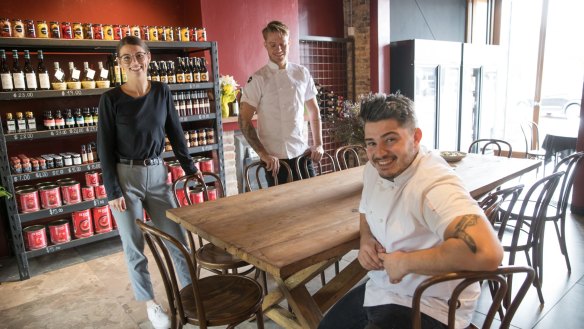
[220,75,240,118]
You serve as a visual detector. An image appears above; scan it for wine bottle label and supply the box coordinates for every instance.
[25,73,38,89]
[12,72,25,89]
[86,69,95,80]
[54,70,64,80]
[100,68,109,79]
[51,82,67,90]
[168,75,176,83]
[26,118,37,131]
[150,75,160,82]
[96,80,110,88]
[201,73,208,82]
[1,73,13,89]
[38,73,50,89]
[81,80,96,89]
[72,69,81,80]
[16,119,27,132]
[6,120,16,133]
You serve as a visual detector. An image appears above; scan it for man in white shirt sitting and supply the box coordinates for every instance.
[318,93,503,329]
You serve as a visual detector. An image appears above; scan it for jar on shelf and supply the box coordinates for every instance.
[61,22,72,39]
[72,22,83,39]
[49,21,60,38]
[93,23,104,40]
[36,20,49,38]
[83,23,94,39]
[24,20,36,38]
[103,24,114,40]
[12,19,25,38]
[0,18,12,37]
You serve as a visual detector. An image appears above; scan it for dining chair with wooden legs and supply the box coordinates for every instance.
[295,151,337,179]
[172,172,253,278]
[503,152,584,273]
[334,144,367,170]
[468,139,513,158]
[496,171,564,304]
[294,151,341,286]
[479,184,525,227]
[243,160,293,294]
[411,266,535,329]
[136,220,264,329]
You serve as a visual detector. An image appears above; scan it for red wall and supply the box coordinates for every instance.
[0,0,188,26]
[199,0,299,89]
[298,0,344,37]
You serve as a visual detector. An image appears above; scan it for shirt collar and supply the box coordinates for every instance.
[267,60,288,70]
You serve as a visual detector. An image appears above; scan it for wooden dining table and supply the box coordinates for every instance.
[166,153,541,329]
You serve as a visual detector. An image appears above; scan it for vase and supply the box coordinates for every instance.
[221,100,230,118]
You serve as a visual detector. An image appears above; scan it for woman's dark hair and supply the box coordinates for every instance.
[116,36,150,55]
[358,92,418,129]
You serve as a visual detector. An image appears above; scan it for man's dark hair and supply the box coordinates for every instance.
[116,36,150,55]
[358,93,417,129]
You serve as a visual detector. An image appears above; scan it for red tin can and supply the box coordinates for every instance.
[82,186,95,201]
[207,186,217,201]
[92,205,113,234]
[175,188,189,206]
[95,185,107,199]
[61,181,81,205]
[23,225,47,250]
[189,187,204,204]
[61,22,72,39]
[199,158,214,172]
[72,209,93,238]
[48,219,71,244]
[85,171,100,186]
[38,184,62,209]
[93,23,103,40]
[168,163,185,182]
[16,188,40,213]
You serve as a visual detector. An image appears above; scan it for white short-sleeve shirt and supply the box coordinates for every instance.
[359,147,484,328]
[241,61,317,159]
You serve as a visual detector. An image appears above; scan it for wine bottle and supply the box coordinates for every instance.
[37,50,50,90]
[23,50,37,90]
[11,50,26,91]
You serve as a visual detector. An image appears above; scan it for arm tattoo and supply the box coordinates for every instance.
[239,118,266,154]
[453,215,479,253]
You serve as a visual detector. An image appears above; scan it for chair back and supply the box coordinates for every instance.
[295,151,337,179]
[411,266,535,329]
[244,160,293,191]
[334,144,367,170]
[520,121,541,155]
[468,139,513,158]
[172,172,224,250]
[136,219,206,327]
[479,184,524,237]
[552,152,584,220]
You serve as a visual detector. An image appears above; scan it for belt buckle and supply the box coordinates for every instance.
[143,158,152,166]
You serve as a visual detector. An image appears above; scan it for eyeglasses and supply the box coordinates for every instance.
[119,52,149,65]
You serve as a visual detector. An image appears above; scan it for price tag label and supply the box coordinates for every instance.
[49,207,64,216]
[13,91,34,99]
[63,90,82,97]
[72,69,81,80]
[54,70,64,80]
[100,68,109,79]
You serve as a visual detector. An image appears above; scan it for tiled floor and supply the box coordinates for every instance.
[1,207,583,328]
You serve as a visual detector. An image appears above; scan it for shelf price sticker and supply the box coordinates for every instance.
[11,132,34,140]
[93,199,107,207]
[13,92,35,99]
[49,207,64,216]
[61,90,83,97]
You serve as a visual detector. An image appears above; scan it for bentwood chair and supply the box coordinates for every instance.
[172,172,252,277]
[295,151,337,179]
[520,121,547,162]
[334,144,367,170]
[468,139,513,158]
[136,220,264,329]
[496,171,563,304]
[294,151,340,285]
[411,266,534,329]
[243,160,293,293]
[479,184,525,227]
[244,160,293,191]
[504,152,584,273]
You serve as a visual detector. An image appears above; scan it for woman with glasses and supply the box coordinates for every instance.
[97,36,200,329]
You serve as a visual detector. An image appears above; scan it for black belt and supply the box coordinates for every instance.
[119,157,162,166]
